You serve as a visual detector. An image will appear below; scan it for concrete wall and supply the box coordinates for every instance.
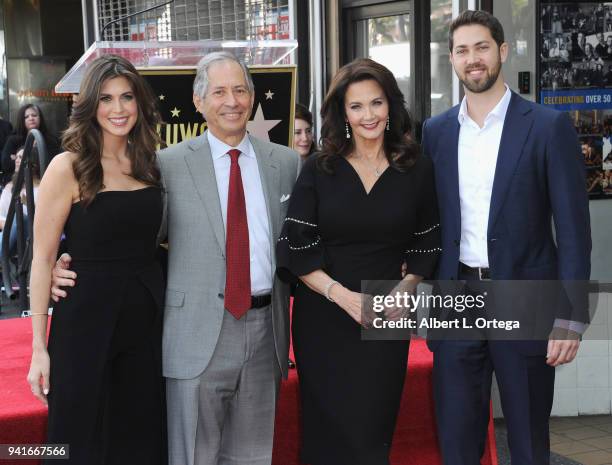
[591,201,612,282]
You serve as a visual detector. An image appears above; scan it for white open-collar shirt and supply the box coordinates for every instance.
[207,130,272,296]
[457,85,512,268]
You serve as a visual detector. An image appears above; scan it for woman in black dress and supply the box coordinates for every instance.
[277,58,440,465]
[1,103,60,184]
[27,55,165,464]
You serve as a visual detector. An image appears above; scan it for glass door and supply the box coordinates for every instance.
[343,1,430,127]
[353,12,412,105]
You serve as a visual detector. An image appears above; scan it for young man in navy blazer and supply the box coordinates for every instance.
[421,10,591,465]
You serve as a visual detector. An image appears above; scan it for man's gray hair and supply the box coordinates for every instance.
[193,51,255,97]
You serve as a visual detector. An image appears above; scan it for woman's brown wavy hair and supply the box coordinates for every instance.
[62,55,162,206]
[317,58,419,173]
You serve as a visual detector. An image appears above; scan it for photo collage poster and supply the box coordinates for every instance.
[539,1,612,199]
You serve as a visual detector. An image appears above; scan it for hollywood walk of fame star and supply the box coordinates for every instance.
[265,90,274,100]
[170,107,181,117]
[247,104,281,142]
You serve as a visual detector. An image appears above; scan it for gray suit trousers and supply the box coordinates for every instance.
[167,306,281,465]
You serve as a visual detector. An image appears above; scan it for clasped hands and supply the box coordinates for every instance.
[331,278,418,328]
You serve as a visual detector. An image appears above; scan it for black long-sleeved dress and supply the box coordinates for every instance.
[277,154,441,465]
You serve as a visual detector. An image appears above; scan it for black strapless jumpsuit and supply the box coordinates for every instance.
[45,187,165,465]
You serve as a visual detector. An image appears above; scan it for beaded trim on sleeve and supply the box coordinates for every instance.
[405,247,442,253]
[284,217,317,227]
[278,235,321,251]
[413,224,439,236]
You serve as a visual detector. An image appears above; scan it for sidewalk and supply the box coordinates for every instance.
[549,415,612,465]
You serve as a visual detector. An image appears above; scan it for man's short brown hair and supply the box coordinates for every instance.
[449,10,505,51]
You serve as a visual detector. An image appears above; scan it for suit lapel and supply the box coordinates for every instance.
[488,93,534,232]
[250,135,280,258]
[443,108,462,237]
[184,133,227,256]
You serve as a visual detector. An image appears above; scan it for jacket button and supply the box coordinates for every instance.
[218,293,224,299]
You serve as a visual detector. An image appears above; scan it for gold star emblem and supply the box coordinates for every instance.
[170,107,180,117]
[159,94,165,101]
[265,90,274,100]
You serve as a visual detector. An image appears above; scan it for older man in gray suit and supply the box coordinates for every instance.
[52,52,299,465]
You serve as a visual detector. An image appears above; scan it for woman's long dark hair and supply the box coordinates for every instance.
[14,104,49,141]
[318,58,419,173]
[62,55,162,206]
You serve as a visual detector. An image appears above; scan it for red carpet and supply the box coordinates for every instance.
[0,317,496,465]
[0,317,48,465]
[272,337,497,465]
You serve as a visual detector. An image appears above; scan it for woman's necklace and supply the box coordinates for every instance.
[354,148,387,177]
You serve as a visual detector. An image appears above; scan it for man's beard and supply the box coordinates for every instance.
[459,60,502,93]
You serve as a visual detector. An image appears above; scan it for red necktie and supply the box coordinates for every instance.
[224,149,251,319]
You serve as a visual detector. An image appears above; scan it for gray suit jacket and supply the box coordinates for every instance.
[158,132,299,380]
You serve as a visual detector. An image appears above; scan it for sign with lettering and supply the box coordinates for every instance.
[541,89,612,110]
[140,66,296,149]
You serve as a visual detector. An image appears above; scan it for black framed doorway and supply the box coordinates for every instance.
[342,0,431,129]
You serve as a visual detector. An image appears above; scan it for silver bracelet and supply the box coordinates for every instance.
[324,280,339,302]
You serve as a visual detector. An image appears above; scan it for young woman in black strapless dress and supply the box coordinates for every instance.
[27,55,166,464]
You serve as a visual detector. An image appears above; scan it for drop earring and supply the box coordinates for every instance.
[345,121,351,139]
[386,116,390,131]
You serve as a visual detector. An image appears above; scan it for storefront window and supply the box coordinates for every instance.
[431,0,453,116]
[355,14,411,108]
[495,0,534,100]
[97,0,290,41]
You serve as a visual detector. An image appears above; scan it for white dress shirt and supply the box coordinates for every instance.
[208,130,272,295]
[458,85,512,268]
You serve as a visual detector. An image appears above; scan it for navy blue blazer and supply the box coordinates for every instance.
[422,92,591,307]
